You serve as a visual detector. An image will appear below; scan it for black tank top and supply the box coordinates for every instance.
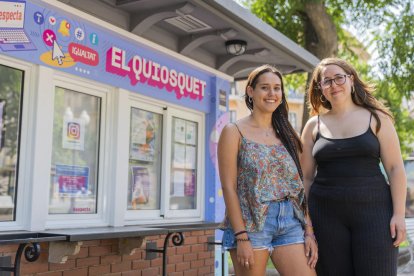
[312,114,383,178]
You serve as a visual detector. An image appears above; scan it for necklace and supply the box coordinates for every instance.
[263,127,273,137]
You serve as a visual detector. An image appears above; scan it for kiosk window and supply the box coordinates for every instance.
[127,108,162,210]
[125,98,203,220]
[49,87,101,215]
[170,118,198,210]
[0,64,23,222]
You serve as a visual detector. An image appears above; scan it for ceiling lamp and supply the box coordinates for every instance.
[225,40,247,56]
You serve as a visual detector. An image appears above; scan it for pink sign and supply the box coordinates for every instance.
[69,43,99,66]
[106,46,206,101]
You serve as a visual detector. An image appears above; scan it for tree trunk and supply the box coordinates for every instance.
[304,2,338,59]
[301,1,338,131]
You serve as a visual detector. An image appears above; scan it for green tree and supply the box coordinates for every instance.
[240,0,414,156]
[375,2,414,156]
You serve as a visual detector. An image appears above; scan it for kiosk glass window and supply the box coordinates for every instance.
[49,87,101,214]
[0,65,23,222]
[170,117,198,210]
[127,108,162,210]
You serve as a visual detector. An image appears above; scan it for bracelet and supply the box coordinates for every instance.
[234,230,247,237]
[305,223,313,229]
[304,233,317,243]
[235,237,250,242]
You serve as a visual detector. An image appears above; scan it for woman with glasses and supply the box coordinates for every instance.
[301,57,407,275]
[218,64,317,275]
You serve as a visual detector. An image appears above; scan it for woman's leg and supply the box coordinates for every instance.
[310,186,354,276]
[351,200,397,276]
[230,248,269,276]
[270,244,316,276]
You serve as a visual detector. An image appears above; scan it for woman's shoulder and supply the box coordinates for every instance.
[303,115,318,132]
[371,109,392,121]
[220,123,238,137]
[220,118,248,139]
[223,117,249,131]
[306,115,319,126]
[368,109,393,128]
[301,115,319,141]
[370,110,395,134]
[218,120,248,155]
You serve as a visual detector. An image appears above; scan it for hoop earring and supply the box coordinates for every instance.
[320,94,327,103]
[248,97,253,104]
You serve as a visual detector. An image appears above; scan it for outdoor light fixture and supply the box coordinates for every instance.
[225,39,247,56]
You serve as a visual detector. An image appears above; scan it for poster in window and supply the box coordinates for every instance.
[186,121,197,145]
[130,166,150,208]
[174,118,186,144]
[130,110,156,161]
[173,143,186,168]
[56,164,89,197]
[62,117,85,151]
[172,170,185,197]
[185,145,196,169]
[184,170,196,196]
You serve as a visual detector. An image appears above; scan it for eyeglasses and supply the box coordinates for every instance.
[319,74,350,89]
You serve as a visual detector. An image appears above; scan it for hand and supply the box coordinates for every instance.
[390,214,406,247]
[236,240,254,269]
[304,234,318,269]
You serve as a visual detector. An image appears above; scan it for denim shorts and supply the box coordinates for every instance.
[222,200,304,252]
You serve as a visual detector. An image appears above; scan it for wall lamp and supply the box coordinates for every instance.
[225,39,247,56]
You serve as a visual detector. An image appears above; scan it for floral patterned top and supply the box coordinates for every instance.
[220,124,306,232]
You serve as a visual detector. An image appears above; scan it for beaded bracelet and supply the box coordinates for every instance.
[234,230,247,237]
[235,237,250,242]
[305,223,313,229]
[304,233,317,244]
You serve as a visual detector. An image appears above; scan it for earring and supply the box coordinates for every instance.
[248,96,252,103]
[320,94,327,103]
[351,86,355,94]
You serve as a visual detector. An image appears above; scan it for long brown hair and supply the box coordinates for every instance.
[308,58,393,132]
[245,64,303,178]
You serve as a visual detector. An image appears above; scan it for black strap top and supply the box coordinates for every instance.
[312,114,383,177]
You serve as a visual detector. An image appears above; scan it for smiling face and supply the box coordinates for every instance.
[247,72,283,114]
[320,64,354,104]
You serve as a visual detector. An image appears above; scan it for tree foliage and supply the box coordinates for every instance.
[240,0,414,156]
[376,2,414,97]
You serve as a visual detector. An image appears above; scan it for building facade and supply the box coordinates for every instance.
[0,0,319,275]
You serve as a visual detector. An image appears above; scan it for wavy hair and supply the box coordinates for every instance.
[244,64,303,178]
[308,58,393,132]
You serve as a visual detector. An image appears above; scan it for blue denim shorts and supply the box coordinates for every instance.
[222,200,304,252]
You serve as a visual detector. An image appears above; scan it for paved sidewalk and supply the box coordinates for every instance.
[399,262,414,276]
[399,273,414,276]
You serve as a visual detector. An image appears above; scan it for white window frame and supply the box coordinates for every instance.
[119,91,205,224]
[0,54,36,231]
[42,72,113,229]
[124,98,165,221]
[164,108,204,219]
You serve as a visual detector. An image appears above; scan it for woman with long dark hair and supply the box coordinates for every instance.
[301,57,407,275]
[218,64,317,275]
